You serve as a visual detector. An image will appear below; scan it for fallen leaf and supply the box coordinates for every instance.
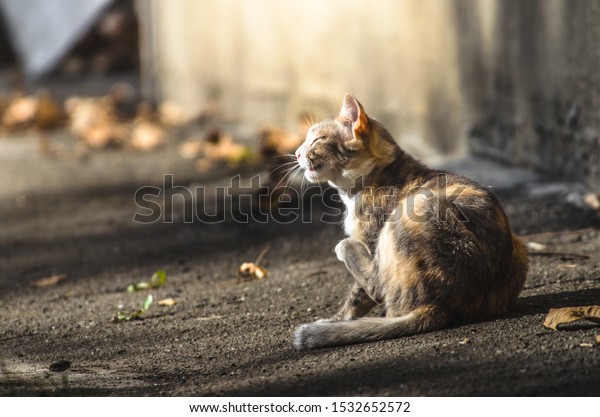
[31,274,66,287]
[179,129,258,166]
[458,338,471,345]
[0,93,7,118]
[143,294,153,311]
[159,100,194,126]
[150,269,167,287]
[129,120,165,151]
[527,241,546,251]
[178,139,204,159]
[596,335,600,344]
[237,262,268,281]
[543,306,600,330]
[259,124,304,156]
[127,269,167,292]
[2,95,38,128]
[158,298,177,307]
[113,295,153,323]
[579,342,594,348]
[34,90,63,129]
[195,157,216,173]
[65,96,126,149]
[49,360,71,372]
[583,193,600,210]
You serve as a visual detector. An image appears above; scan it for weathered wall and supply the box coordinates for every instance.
[456,0,600,189]
[138,0,467,158]
[140,0,600,189]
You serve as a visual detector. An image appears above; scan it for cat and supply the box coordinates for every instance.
[292,94,528,349]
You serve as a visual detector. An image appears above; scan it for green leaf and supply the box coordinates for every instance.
[126,269,167,292]
[150,269,167,288]
[113,294,154,323]
[135,282,151,290]
[143,294,153,311]
[112,310,129,323]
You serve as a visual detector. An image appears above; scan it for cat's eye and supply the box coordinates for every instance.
[312,136,326,144]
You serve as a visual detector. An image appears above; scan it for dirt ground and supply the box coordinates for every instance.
[1,127,600,397]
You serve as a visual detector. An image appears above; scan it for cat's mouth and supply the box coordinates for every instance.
[307,163,323,173]
[304,162,325,181]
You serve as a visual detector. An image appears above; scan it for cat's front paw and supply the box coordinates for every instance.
[334,238,351,262]
[335,238,370,262]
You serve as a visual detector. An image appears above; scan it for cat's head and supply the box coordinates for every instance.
[295,94,398,187]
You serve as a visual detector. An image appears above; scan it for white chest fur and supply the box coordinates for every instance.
[340,192,360,237]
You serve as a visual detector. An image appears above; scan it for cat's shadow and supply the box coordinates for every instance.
[510,287,600,319]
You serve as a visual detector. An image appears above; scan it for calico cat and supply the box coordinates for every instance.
[292,94,528,350]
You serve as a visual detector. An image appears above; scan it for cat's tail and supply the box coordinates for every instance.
[293,305,445,350]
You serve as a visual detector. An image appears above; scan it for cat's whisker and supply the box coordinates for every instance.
[300,170,306,195]
[302,113,311,128]
[265,160,299,178]
[270,153,297,159]
[298,165,308,189]
[287,166,304,190]
[273,164,300,192]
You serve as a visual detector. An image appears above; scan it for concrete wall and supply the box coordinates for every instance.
[138,0,468,158]
[140,0,600,189]
[455,0,600,189]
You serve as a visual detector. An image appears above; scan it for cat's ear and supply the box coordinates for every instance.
[339,93,368,135]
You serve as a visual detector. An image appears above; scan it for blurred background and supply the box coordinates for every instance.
[1,0,599,190]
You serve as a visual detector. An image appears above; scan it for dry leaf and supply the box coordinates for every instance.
[237,262,268,281]
[31,274,66,287]
[34,90,63,129]
[65,96,126,149]
[158,298,177,307]
[2,95,38,128]
[458,338,471,345]
[583,193,600,210]
[526,241,546,251]
[595,335,600,344]
[259,124,304,157]
[195,157,216,173]
[0,93,8,117]
[159,100,194,126]
[180,129,257,166]
[129,121,165,151]
[179,139,204,159]
[543,306,600,330]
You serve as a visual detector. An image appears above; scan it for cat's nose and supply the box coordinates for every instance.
[296,150,301,159]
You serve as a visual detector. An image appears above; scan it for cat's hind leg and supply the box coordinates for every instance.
[328,284,377,321]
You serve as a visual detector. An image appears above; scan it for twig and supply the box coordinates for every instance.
[519,227,597,241]
[528,251,590,260]
[254,245,270,266]
[305,270,328,279]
